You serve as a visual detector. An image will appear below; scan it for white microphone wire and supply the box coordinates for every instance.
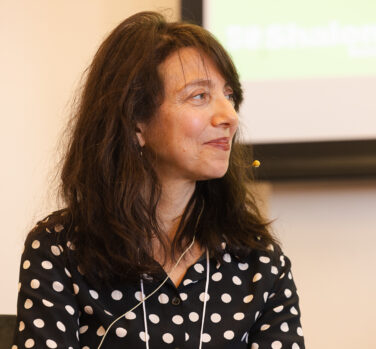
[198,249,210,349]
[140,279,150,349]
[97,235,196,349]
[141,248,210,349]
[97,201,204,349]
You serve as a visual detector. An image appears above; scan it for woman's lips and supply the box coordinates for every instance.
[205,137,231,151]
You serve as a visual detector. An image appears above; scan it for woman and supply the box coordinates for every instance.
[13,11,305,349]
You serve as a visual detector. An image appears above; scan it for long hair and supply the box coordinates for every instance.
[60,11,277,283]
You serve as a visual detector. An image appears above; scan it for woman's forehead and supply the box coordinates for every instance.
[158,47,225,92]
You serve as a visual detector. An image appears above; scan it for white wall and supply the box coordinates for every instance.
[269,180,376,349]
[0,0,179,314]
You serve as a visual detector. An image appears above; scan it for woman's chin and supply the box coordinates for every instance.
[195,165,230,181]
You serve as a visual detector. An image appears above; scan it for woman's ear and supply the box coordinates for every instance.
[135,123,146,147]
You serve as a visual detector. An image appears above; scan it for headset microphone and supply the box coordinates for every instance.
[252,160,261,168]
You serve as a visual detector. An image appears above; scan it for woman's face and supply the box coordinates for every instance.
[137,47,238,183]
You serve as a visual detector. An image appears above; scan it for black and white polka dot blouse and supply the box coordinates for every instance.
[13,211,305,349]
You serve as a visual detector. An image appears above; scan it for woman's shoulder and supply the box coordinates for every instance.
[25,209,74,252]
[250,241,291,269]
[227,237,284,266]
[232,242,293,281]
[251,242,285,263]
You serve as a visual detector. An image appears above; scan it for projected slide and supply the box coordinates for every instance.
[204,0,376,143]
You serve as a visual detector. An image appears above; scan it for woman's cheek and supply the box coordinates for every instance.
[180,112,207,138]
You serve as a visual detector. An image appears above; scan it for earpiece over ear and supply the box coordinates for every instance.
[135,124,146,147]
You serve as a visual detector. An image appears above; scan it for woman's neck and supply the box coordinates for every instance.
[151,178,204,284]
[157,178,196,240]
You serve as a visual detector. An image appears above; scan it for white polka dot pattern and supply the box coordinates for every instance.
[41,261,53,270]
[199,292,210,302]
[291,306,299,315]
[179,292,188,301]
[24,299,33,309]
[139,331,149,342]
[259,256,270,263]
[52,281,63,292]
[84,305,93,314]
[25,338,35,348]
[162,332,174,343]
[221,293,232,303]
[50,246,60,256]
[79,325,88,334]
[64,268,71,278]
[172,315,183,325]
[148,314,160,324]
[111,290,122,300]
[224,330,234,340]
[233,312,244,320]
[297,326,304,336]
[96,326,105,336]
[115,327,127,338]
[73,284,79,295]
[42,299,53,307]
[134,291,142,301]
[56,321,66,332]
[30,279,40,289]
[202,333,211,342]
[285,288,293,298]
[194,263,204,273]
[210,313,221,323]
[211,272,222,281]
[65,305,75,315]
[89,290,98,299]
[263,292,269,303]
[232,275,242,285]
[12,211,305,349]
[46,339,57,348]
[189,312,199,322]
[280,322,289,332]
[238,262,249,270]
[272,340,282,349]
[33,319,44,328]
[253,273,262,282]
[125,311,136,320]
[157,293,169,304]
[31,240,40,249]
[180,277,190,286]
[243,294,253,303]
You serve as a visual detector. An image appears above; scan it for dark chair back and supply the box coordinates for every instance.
[0,315,16,349]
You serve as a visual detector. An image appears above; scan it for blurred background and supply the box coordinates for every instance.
[1,1,375,348]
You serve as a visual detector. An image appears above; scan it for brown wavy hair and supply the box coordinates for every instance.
[60,11,277,283]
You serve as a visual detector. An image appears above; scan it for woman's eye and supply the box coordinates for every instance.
[192,93,207,101]
[225,93,235,104]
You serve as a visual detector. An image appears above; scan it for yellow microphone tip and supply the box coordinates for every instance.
[252,160,261,168]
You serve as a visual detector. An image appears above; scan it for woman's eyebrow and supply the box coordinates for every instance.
[177,79,232,93]
[177,79,213,93]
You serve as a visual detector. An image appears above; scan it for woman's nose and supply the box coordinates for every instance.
[211,96,238,129]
